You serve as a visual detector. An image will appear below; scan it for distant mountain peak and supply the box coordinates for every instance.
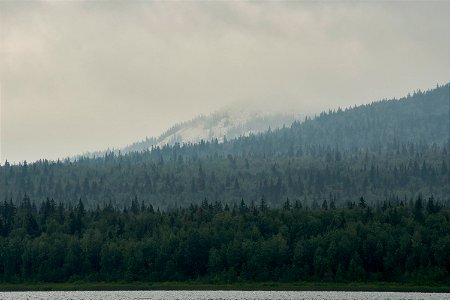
[121,105,304,153]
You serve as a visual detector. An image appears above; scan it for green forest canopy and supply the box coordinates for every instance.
[0,195,448,284]
[0,84,448,285]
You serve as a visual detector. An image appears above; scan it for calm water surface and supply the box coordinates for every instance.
[0,291,448,300]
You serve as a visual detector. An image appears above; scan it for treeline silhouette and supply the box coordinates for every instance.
[0,196,448,284]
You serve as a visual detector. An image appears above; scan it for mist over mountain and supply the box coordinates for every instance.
[1,85,448,288]
[1,84,448,209]
[82,105,303,157]
[2,1,450,288]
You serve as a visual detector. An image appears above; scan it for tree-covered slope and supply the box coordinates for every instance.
[0,84,448,209]
[296,85,448,147]
[224,83,448,156]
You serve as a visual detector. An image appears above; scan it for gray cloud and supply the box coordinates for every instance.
[1,1,449,162]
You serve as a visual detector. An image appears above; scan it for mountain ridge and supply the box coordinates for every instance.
[78,106,304,159]
[1,83,448,209]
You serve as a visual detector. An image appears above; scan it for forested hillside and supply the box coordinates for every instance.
[0,84,449,286]
[0,84,448,209]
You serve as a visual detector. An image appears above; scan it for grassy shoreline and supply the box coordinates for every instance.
[0,281,449,293]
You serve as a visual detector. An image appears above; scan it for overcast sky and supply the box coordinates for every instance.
[1,1,449,163]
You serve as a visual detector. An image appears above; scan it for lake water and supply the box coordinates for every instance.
[0,291,448,300]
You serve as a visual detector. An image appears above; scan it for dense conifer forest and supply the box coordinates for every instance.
[0,85,448,209]
[1,144,447,210]
[0,84,448,284]
[0,196,449,284]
